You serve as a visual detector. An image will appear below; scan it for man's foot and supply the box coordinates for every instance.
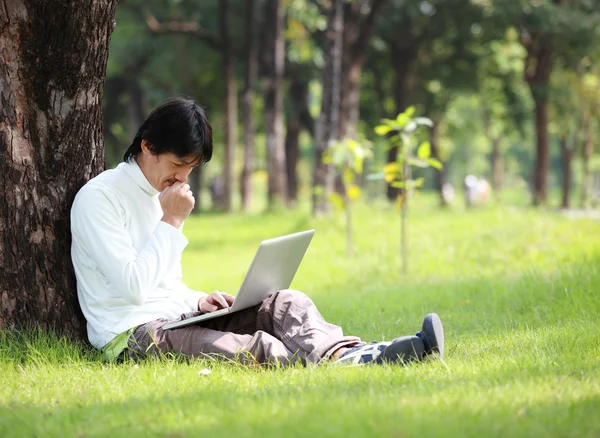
[416,313,444,360]
[335,336,424,366]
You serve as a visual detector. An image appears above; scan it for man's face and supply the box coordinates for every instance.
[139,140,200,191]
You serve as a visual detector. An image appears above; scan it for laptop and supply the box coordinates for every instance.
[162,229,315,330]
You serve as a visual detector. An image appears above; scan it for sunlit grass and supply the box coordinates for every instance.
[1,195,599,437]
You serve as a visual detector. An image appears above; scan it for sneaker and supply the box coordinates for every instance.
[416,313,444,360]
[335,336,424,366]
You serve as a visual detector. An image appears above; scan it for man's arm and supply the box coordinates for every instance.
[71,187,188,306]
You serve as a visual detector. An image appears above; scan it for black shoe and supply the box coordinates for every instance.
[416,313,445,360]
[375,335,424,365]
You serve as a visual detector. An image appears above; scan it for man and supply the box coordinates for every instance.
[71,98,445,366]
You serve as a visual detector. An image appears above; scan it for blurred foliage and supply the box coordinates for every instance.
[103,0,600,210]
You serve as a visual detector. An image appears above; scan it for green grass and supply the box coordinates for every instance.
[2,196,600,438]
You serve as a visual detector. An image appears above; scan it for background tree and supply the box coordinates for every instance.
[312,0,344,215]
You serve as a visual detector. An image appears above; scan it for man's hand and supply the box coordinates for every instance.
[198,291,235,313]
[159,182,195,229]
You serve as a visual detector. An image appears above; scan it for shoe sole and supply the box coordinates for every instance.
[422,313,444,360]
[376,336,424,365]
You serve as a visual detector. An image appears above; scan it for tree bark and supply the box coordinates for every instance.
[338,0,385,140]
[560,136,572,210]
[219,0,237,212]
[312,0,343,215]
[490,138,503,195]
[532,99,550,206]
[241,0,258,212]
[580,113,593,209]
[0,0,117,336]
[263,0,287,208]
[285,119,301,204]
[524,35,553,206]
[285,70,311,205]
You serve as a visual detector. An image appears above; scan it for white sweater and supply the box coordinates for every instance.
[70,160,207,349]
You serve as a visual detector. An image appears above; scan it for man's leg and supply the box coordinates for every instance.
[253,289,361,364]
[126,308,299,365]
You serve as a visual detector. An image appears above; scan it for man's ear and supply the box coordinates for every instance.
[141,139,152,154]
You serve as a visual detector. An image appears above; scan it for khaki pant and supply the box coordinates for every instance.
[126,289,361,366]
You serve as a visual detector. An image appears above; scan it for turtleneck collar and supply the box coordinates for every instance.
[121,159,160,197]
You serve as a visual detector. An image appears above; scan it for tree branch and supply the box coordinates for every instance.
[145,15,222,51]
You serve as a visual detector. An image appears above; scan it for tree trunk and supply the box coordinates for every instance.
[312,0,343,215]
[338,0,385,140]
[264,0,287,209]
[430,120,446,207]
[0,0,117,336]
[480,91,503,198]
[532,99,550,206]
[491,138,503,196]
[189,166,203,213]
[387,31,417,201]
[561,136,572,209]
[219,0,237,212]
[285,70,311,205]
[524,35,553,206]
[285,119,301,204]
[175,35,203,213]
[241,0,258,212]
[580,114,593,209]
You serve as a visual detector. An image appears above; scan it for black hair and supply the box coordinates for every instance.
[123,98,213,165]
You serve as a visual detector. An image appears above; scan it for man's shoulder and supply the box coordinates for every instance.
[72,166,127,213]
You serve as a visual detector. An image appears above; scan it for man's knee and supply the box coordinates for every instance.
[274,289,312,307]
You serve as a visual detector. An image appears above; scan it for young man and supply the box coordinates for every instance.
[71,98,445,366]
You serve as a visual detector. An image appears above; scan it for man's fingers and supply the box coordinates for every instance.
[211,291,229,308]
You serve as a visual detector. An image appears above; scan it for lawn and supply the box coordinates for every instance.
[1,196,599,438]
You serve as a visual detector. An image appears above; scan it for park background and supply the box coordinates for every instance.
[1,1,600,437]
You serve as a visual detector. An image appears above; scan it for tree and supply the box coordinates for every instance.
[489,0,600,205]
[338,0,386,139]
[263,0,288,208]
[312,0,344,215]
[219,0,238,211]
[241,0,259,212]
[0,0,118,335]
[374,0,487,202]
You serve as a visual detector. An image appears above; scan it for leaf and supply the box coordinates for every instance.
[395,113,408,128]
[427,158,443,169]
[407,157,429,168]
[328,192,345,211]
[417,142,431,159]
[404,121,417,134]
[347,184,360,201]
[375,125,392,136]
[313,185,324,195]
[405,106,416,118]
[391,181,405,188]
[414,117,434,127]
[343,168,354,185]
[383,162,401,183]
